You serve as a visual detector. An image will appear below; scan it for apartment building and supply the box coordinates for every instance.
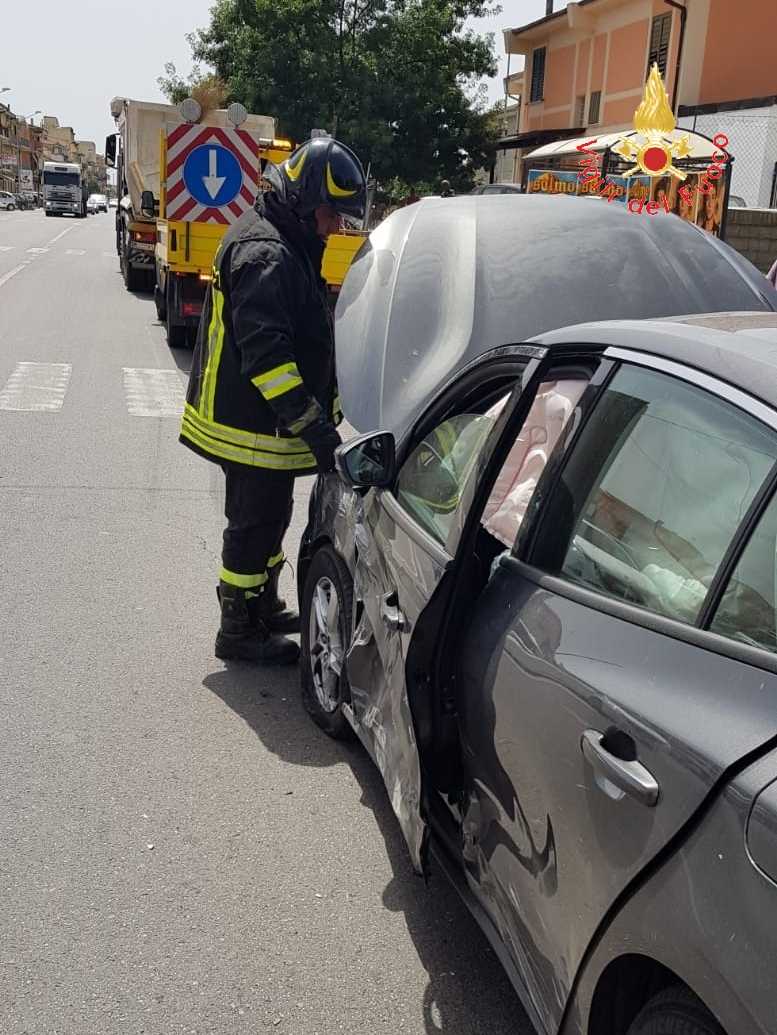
[42,116,78,163]
[0,104,19,192]
[501,0,777,206]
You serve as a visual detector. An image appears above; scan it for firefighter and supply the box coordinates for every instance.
[180,137,367,664]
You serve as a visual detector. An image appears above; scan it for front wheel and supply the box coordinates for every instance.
[627,988,725,1035]
[7,203,15,211]
[300,545,354,739]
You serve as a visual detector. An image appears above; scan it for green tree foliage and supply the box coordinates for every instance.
[160,0,502,190]
[157,65,230,112]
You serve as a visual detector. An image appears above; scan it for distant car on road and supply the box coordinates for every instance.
[299,195,777,1035]
[108,197,118,209]
[0,190,17,211]
[87,194,108,214]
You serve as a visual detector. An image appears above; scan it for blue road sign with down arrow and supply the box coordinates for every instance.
[182,144,243,208]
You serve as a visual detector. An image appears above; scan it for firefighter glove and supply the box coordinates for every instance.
[301,418,342,472]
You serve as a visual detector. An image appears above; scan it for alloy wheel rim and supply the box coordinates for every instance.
[309,576,344,713]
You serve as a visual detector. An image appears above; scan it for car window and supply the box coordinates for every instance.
[709,492,777,653]
[482,378,587,547]
[538,364,777,624]
[396,413,498,547]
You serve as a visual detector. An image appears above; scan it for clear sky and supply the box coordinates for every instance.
[0,0,557,151]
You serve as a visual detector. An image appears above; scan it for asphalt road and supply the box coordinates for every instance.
[0,209,533,1035]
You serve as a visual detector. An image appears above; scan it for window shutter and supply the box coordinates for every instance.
[530,48,546,103]
[588,91,601,125]
[647,13,672,79]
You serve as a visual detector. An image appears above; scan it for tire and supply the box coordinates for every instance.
[300,545,354,739]
[120,229,144,292]
[627,988,726,1035]
[165,280,187,348]
[154,281,167,322]
[8,204,15,211]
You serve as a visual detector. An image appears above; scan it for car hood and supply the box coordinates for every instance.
[334,194,776,444]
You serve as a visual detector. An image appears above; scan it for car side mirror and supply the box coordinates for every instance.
[335,431,396,489]
[140,190,155,217]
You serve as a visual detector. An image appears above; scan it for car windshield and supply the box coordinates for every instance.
[44,171,79,186]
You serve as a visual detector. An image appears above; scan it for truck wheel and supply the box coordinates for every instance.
[154,284,167,322]
[120,231,144,292]
[123,263,144,292]
[166,315,186,349]
[165,281,186,348]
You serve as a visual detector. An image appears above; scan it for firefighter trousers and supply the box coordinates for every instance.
[220,464,295,592]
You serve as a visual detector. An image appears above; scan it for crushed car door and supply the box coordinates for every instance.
[455,354,777,1033]
[345,352,546,872]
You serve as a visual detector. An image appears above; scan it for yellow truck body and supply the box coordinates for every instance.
[156,131,365,323]
[321,230,368,287]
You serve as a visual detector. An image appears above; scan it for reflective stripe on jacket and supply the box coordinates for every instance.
[180,196,341,472]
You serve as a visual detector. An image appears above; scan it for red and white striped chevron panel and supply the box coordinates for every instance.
[165,123,260,224]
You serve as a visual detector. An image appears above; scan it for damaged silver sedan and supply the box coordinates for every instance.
[297,195,777,1035]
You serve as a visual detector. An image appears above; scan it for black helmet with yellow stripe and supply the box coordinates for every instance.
[273,137,366,221]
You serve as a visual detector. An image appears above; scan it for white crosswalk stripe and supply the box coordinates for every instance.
[123,368,185,417]
[26,247,49,254]
[0,362,72,411]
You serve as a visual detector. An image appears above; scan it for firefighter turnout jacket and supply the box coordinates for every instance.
[180,195,342,473]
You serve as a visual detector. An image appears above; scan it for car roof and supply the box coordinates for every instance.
[534,312,777,410]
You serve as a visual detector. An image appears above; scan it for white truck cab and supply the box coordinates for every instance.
[43,161,84,218]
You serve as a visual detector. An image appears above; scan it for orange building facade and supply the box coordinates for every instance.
[500,0,777,205]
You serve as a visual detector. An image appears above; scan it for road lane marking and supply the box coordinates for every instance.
[0,245,13,251]
[47,225,76,246]
[0,362,72,412]
[103,252,117,258]
[27,247,49,254]
[0,263,29,290]
[123,368,185,417]
[65,249,86,255]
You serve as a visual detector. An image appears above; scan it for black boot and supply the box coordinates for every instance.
[258,564,301,634]
[215,582,299,665]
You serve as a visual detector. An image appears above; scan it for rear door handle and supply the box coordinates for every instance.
[380,593,406,632]
[581,729,659,808]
